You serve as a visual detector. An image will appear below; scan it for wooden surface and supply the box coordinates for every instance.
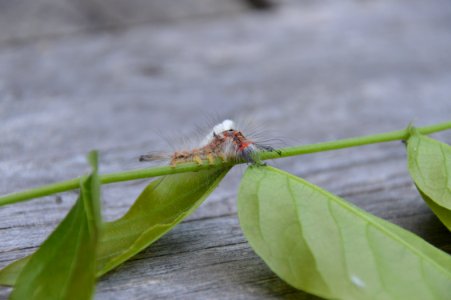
[1,0,451,299]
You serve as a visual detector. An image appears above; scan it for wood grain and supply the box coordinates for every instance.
[0,0,248,45]
[1,0,451,298]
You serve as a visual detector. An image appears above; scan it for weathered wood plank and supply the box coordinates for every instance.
[0,0,251,45]
[1,0,451,298]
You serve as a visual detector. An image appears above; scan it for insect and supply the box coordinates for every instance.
[139,119,280,167]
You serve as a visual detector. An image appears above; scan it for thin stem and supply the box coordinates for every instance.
[1,121,450,206]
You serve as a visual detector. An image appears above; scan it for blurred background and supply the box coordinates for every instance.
[1,0,451,298]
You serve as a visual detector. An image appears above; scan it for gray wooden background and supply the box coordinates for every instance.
[1,0,451,299]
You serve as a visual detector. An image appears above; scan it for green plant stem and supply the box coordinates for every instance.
[1,121,451,206]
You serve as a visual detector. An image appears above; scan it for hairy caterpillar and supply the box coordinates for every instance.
[139,119,279,166]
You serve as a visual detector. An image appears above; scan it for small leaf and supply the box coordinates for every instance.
[407,129,451,230]
[8,151,102,300]
[0,258,29,286]
[238,166,451,300]
[96,166,230,275]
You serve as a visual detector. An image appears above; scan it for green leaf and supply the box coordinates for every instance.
[8,151,102,300]
[407,129,451,230]
[0,257,30,286]
[1,166,230,286]
[238,166,451,300]
[96,166,230,275]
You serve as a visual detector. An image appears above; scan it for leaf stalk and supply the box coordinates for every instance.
[1,120,450,206]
